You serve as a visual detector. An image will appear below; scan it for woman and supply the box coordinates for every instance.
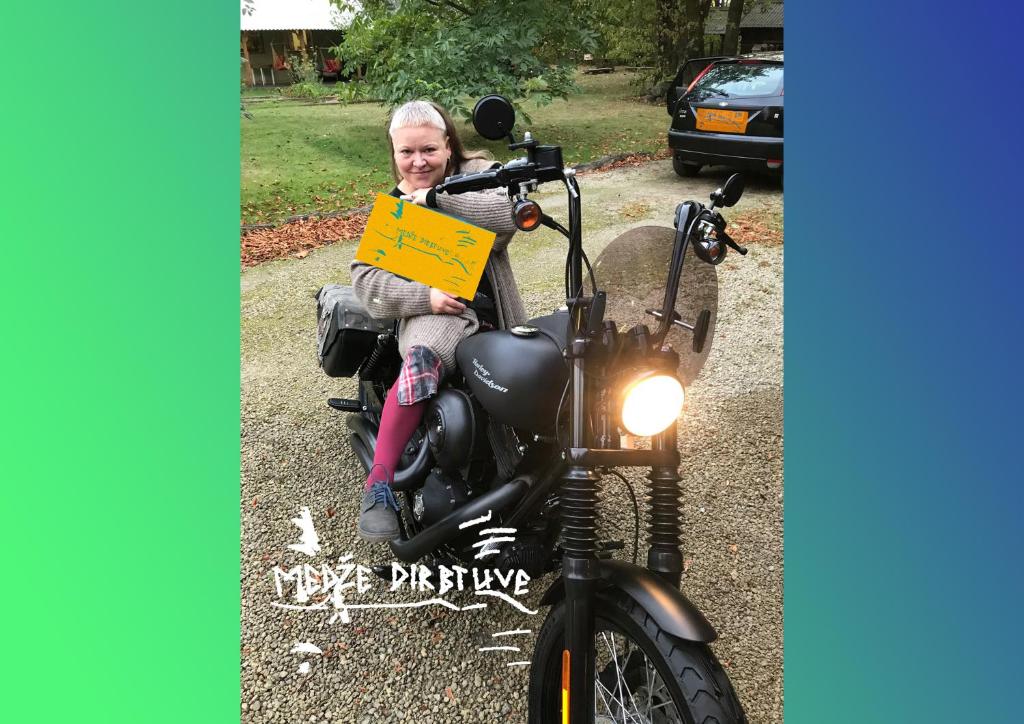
[350,100,526,542]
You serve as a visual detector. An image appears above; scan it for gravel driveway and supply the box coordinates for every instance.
[241,160,783,723]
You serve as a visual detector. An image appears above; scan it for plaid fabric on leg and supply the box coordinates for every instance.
[395,345,443,406]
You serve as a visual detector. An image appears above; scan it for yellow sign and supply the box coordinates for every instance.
[355,193,496,299]
[695,108,749,134]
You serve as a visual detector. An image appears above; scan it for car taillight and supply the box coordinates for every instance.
[685,63,715,93]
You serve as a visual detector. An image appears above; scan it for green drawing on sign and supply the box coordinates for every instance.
[391,200,405,220]
[455,230,478,247]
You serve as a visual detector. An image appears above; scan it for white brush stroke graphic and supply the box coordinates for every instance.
[475,589,539,615]
[458,510,493,529]
[287,507,321,557]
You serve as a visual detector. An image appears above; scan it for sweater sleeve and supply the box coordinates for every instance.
[432,159,517,234]
[349,261,433,319]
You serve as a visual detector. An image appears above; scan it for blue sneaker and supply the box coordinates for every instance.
[358,481,400,542]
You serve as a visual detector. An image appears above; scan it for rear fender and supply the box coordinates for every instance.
[538,559,717,643]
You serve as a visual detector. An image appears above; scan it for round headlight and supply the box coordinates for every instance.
[620,373,685,437]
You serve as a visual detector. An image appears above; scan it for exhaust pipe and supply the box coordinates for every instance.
[388,477,530,562]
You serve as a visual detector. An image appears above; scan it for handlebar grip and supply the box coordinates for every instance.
[435,169,503,195]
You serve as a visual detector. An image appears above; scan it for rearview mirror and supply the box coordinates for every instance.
[472,95,516,141]
[711,173,745,208]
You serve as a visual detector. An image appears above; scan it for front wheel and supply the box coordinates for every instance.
[528,589,747,723]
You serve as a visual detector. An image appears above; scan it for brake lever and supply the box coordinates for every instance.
[720,231,748,255]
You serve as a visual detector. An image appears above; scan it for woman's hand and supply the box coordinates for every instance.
[430,288,466,315]
[400,188,432,206]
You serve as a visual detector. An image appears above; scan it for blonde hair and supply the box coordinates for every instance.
[386,100,492,183]
[388,100,447,137]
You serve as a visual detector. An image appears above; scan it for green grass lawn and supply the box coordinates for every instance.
[240,71,669,224]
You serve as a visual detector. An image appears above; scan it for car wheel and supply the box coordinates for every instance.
[673,156,702,177]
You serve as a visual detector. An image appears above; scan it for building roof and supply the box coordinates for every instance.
[240,0,353,31]
[706,1,784,34]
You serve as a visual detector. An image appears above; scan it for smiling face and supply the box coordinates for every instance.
[391,124,451,191]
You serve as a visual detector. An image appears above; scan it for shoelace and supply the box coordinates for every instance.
[370,482,400,512]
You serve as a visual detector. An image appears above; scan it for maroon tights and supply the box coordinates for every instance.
[364,384,426,491]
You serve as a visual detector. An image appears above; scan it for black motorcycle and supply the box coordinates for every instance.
[316,95,749,723]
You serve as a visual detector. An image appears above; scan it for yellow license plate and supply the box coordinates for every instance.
[695,108,749,134]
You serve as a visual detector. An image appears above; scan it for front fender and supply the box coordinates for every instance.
[539,559,717,643]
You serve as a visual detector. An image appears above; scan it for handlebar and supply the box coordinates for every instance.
[434,169,506,195]
[435,154,566,197]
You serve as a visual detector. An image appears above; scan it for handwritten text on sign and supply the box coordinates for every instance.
[355,193,496,299]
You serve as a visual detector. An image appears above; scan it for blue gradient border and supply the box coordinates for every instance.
[787,2,1024,722]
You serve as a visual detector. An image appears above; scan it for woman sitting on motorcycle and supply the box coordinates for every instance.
[350,100,527,542]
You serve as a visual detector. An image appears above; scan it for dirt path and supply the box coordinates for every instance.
[241,161,783,723]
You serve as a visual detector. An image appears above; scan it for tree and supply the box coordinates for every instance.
[722,0,745,56]
[333,0,597,119]
[587,0,718,98]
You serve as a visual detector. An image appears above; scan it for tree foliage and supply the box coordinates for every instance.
[584,0,728,91]
[333,0,597,119]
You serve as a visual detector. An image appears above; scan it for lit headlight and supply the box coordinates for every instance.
[620,374,685,437]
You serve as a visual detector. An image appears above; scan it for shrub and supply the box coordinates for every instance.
[282,53,334,101]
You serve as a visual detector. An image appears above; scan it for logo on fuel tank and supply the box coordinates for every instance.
[471,358,508,394]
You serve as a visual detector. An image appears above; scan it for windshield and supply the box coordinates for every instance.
[689,63,783,100]
[592,226,718,386]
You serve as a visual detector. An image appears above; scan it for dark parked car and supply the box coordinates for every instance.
[667,53,783,177]
[665,55,729,116]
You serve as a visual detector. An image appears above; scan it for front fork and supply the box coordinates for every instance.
[560,338,684,723]
[561,334,602,724]
[560,465,601,724]
[647,425,685,589]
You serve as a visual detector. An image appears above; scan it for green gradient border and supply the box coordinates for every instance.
[2,3,239,722]
[9,2,1021,722]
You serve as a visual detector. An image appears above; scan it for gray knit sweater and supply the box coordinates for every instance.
[350,158,527,373]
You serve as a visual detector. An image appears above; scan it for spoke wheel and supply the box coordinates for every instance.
[529,589,747,724]
[594,628,683,723]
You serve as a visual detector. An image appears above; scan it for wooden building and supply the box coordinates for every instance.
[706,1,784,55]
[240,0,352,86]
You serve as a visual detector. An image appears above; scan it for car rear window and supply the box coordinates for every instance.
[690,63,783,99]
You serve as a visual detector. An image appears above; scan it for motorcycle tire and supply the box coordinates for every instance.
[528,589,747,723]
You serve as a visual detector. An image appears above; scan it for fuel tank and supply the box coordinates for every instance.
[455,312,569,434]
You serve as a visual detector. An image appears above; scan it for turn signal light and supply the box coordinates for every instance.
[561,649,570,724]
[513,199,543,231]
